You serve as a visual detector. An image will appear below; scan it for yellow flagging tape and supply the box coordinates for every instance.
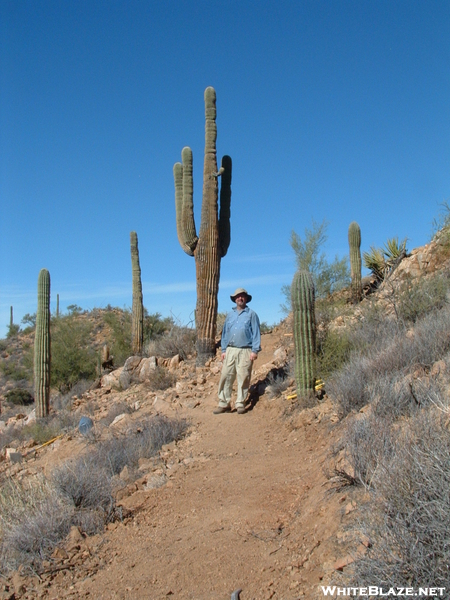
[24,434,64,457]
[286,379,325,400]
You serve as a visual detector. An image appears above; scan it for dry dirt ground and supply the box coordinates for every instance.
[2,327,362,600]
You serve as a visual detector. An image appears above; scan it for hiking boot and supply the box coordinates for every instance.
[236,406,246,414]
[213,406,231,414]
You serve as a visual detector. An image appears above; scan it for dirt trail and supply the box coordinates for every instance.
[5,332,355,600]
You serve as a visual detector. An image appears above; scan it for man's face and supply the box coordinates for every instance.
[235,294,247,308]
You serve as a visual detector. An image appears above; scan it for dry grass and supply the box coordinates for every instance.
[0,414,189,575]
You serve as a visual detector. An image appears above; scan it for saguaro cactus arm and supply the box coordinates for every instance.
[218,155,232,258]
[34,268,51,418]
[174,147,198,256]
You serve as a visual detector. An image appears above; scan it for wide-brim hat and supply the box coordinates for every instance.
[230,288,252,303]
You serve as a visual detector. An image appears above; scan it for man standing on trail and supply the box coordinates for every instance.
[214,288,261,415]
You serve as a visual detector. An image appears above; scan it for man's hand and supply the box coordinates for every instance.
[250,352,258,361]
[221,352,226,361]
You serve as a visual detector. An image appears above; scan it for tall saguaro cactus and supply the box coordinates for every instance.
[291,270,316,398]
[173,86,232,365]
[130,231,144,355]
[34,269,51,418]
[348,221,362,303]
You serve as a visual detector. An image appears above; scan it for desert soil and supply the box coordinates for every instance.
[3,327,360,600]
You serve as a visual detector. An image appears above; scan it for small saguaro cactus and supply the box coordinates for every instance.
[348,221,362,303]
[130,231,144,355]
[291,270,316,399]
[34,269,51,418]
[173,86,232,365]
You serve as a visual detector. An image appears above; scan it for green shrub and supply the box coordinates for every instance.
[281,220,350,313]
[0,360,30,382]
[144,311,174,340]
[6,324,20,339]
[21,313,36,327]
[20,418,65,445]
[4,388,34,406]
[51,315,97,391]
[316,328,352,380]
[103,308,133,365]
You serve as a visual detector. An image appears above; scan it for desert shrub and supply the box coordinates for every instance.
[21,313,36,327]
[431,200,450,246]
[6,324,20,339]
[397,273,450,323]
[316,328,352,380]
[103,308,132,365]
[336,414,395,489]
[0,359,30,382]
[51,457,114,526]
[412,304,450,365]
[145,326,196,360]
[329,303,450,417]
[0,476,73,574]
[281,219,351,312]
[51,379,92,412]
[143,366,176,391]
[82,415,188,478]
[51,314,97,391]
[327,354,374,417]
[4,388,34,405]
[0,414,188,574]
[19,418,65,445]
[349,408,450,587]
[144,311,174,340]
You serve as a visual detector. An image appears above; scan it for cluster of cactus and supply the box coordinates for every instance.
[173,86,232,365]
[348,221,362,303]
[130,231,144,355]
[34,268,51,418]
[291,270,316,398]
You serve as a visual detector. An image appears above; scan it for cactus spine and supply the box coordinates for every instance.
[130,231,144,355]
[291,270,316,398]
[34,269,51,418]
[173,86,232,365]
[348,221,362,303]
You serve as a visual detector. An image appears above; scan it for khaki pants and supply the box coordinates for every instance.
[217,347,253,409]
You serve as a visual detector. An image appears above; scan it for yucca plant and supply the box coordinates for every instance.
[363,237,407,282]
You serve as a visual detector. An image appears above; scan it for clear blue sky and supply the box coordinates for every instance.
[1,0,449,337]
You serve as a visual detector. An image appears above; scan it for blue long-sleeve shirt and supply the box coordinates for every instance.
[221,306,261,353]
